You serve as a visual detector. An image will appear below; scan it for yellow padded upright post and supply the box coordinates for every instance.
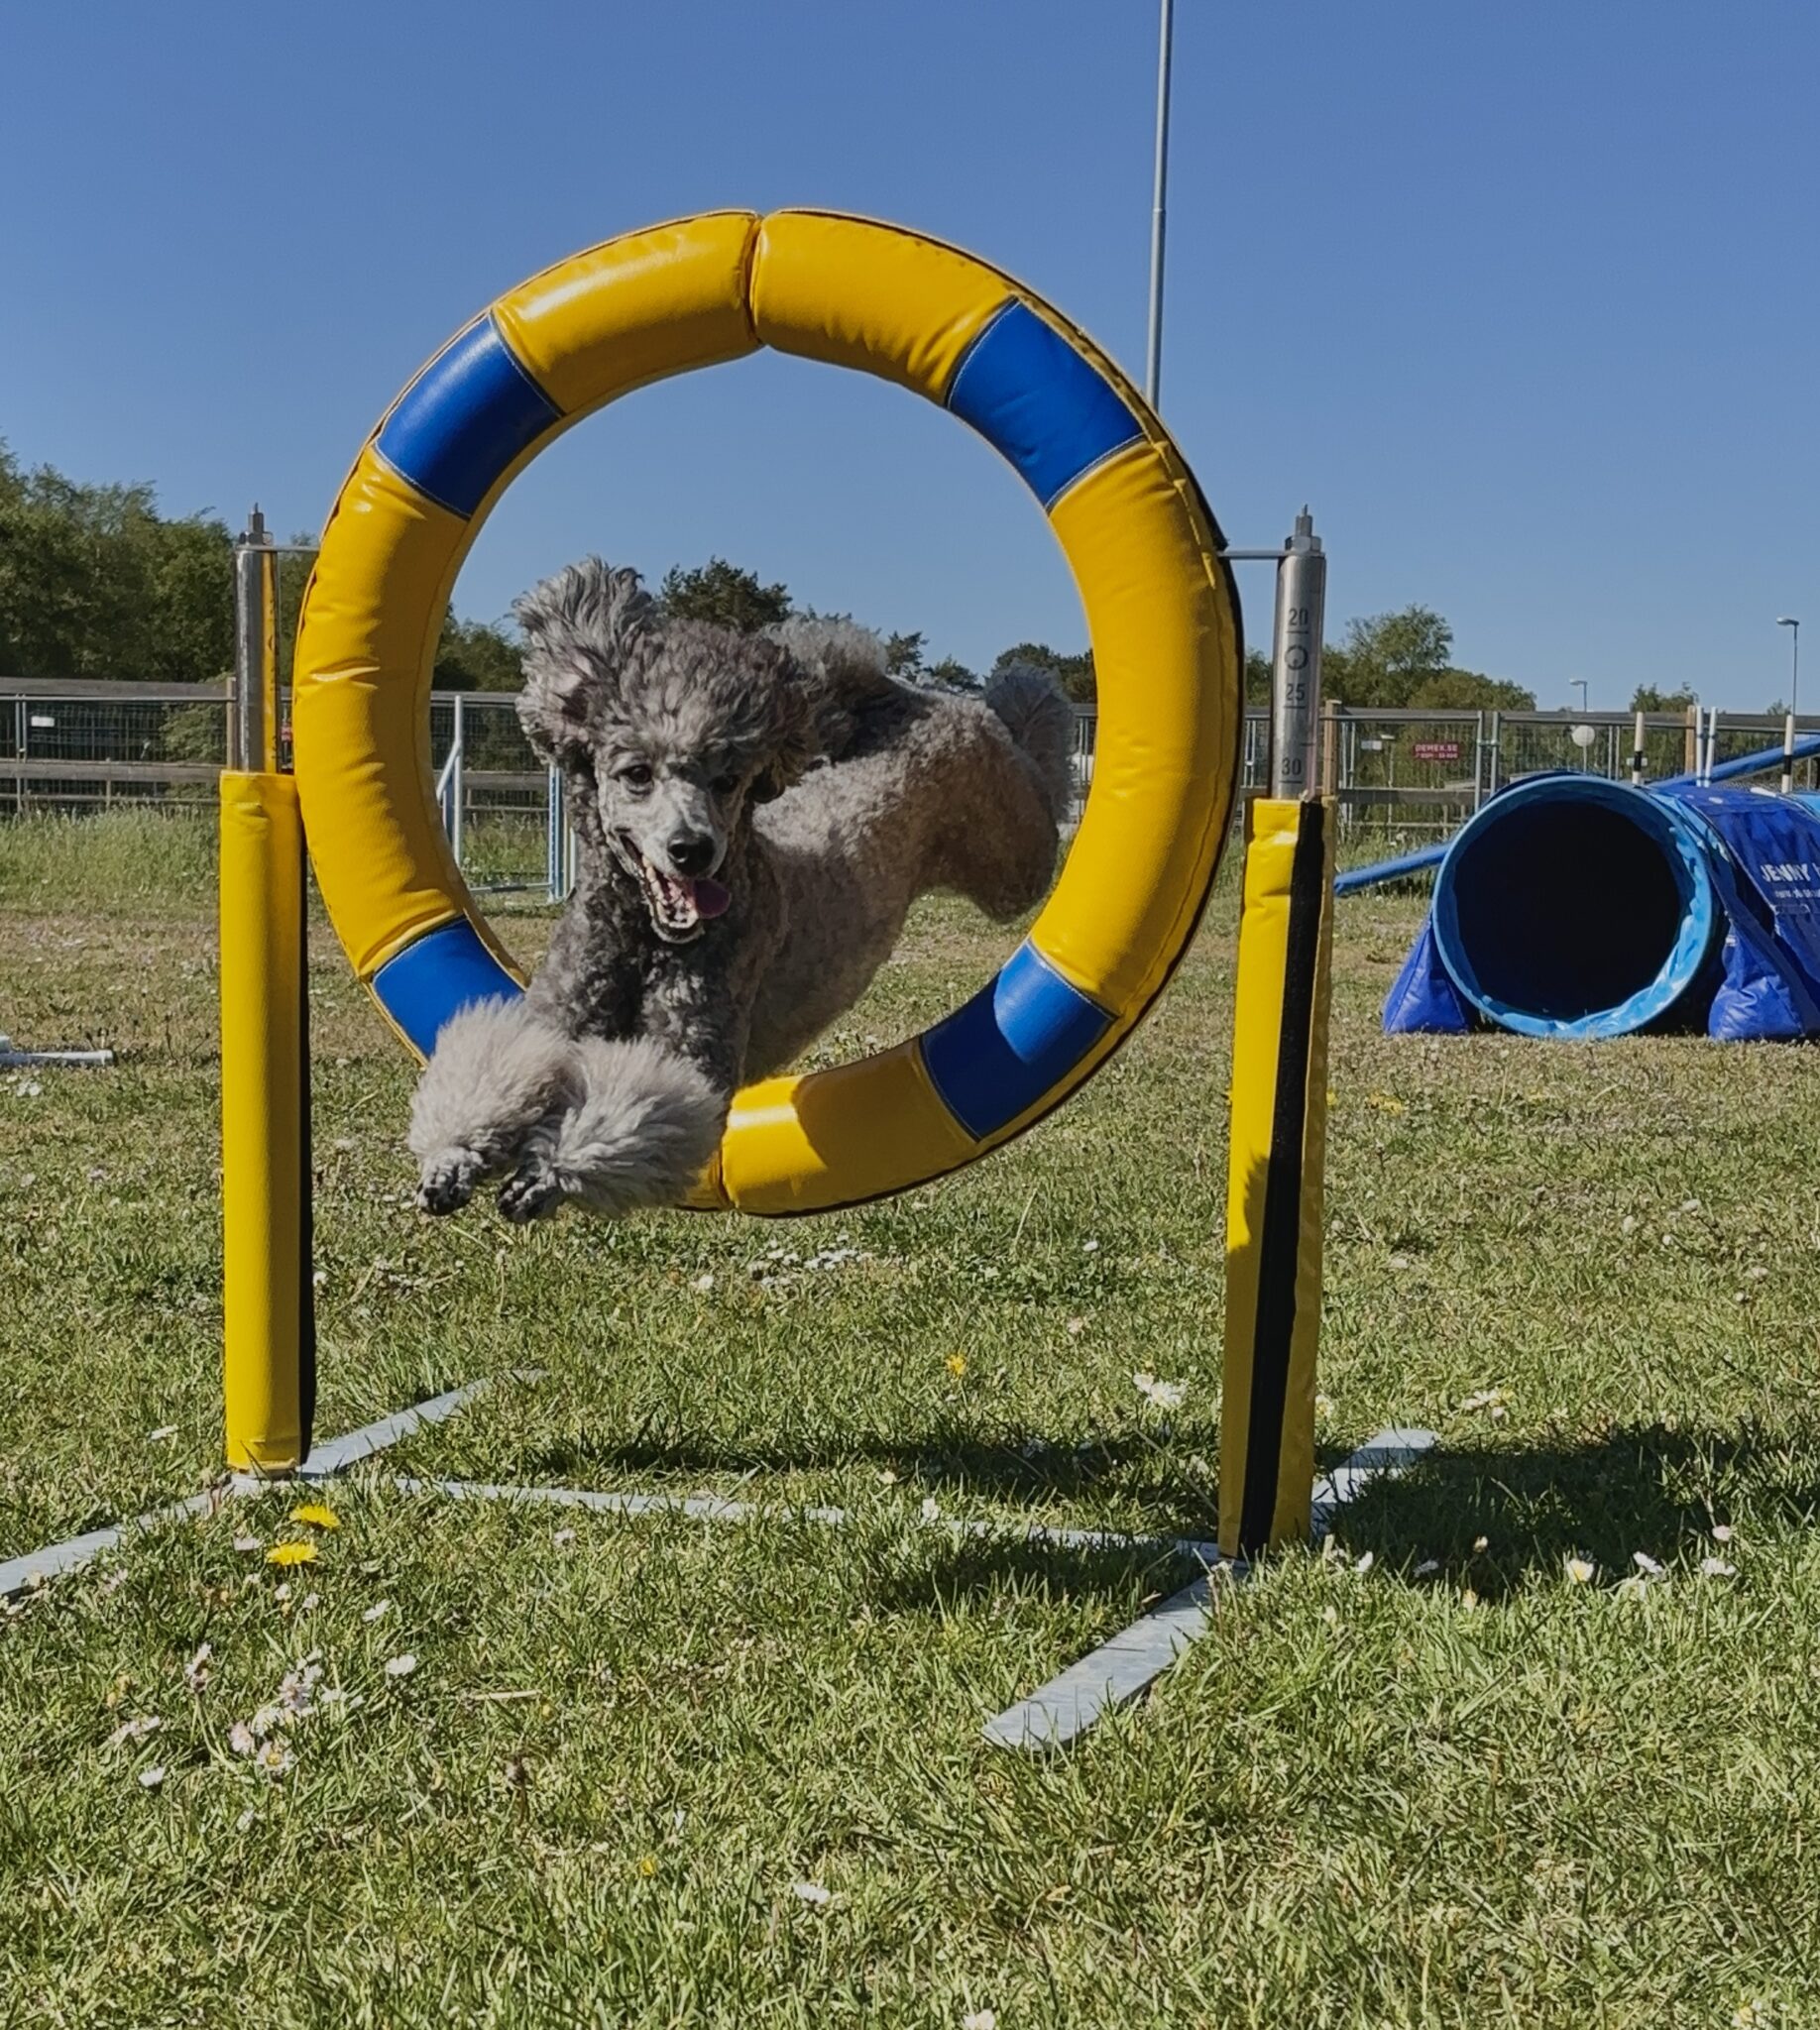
[1219,797,1335,1559]
[220,770,313,1471]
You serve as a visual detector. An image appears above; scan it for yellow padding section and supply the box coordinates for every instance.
[1218,800,1333,1555]
[1032,439,1239,1012]
[717,1042,978,1215]
[494,212,759,415]
[292,446,488,979]
[750,210,1012,401]
[220,771,307,1472]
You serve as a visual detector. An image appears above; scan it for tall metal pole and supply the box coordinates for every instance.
[1269,509,1327,799]
[1779,618,1801,794]
[1144,0,1175,408]
[233,506,276,773]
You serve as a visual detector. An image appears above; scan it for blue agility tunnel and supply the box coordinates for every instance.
[1384,776,1820,1041]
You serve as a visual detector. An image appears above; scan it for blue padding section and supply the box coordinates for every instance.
[373,919,522,1058]
[920,941,1111,1140]
[946,300,1142,509]
[374,316,560,519]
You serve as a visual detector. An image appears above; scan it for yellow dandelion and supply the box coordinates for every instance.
[288,1502,340,1531]
[945,1353,967,1379]
[636,1853,659,1878]
[1365,1092,1407,1115]
[266,1540,319,1567]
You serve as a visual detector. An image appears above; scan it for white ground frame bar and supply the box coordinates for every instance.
[1,1386,1434,1755]
[981,1427,1438,1752]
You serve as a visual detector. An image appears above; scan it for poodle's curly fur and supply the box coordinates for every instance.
[409,557,1074,1221]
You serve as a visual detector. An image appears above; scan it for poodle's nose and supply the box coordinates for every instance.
[667,834,716,878]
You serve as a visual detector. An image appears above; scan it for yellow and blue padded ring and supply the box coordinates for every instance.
[292,209,1241,1215]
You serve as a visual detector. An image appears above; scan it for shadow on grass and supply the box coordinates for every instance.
[506,1415,1820,1608]
[519,1414,1221,1525]
[1333,1418,1820,1599]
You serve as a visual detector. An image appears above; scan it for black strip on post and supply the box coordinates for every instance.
[1237,801,1328,1556]
[296,855,316,1459]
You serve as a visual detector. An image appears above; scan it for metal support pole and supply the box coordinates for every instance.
[232,508,278,773]
[1144,0,1175,408]
[1782,714,1797,797]
[1268,510,1326,799]
[449,692,466,869]
[1632,711,1648,787]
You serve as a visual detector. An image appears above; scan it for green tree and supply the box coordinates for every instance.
[1630,683,1698,713]
[923,655,979,691]
[884,629,925,681]
[993,641,1095,705]
[1404,668,1536,710]
[1244,647,1272,704]
[659,557,791,634]
[433,615,522,693]
[1325,606,1453,707]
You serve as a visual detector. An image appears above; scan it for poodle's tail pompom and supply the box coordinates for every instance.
[512,557,655,758]
[408,997,581,1211]
[985,662,1076,824]
[546,1038,727,1215]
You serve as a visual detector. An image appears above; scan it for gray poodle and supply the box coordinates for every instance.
[408,558,1073,1221]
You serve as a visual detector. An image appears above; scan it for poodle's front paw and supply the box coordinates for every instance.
[417,1147,483,1215]
[498,1159,565,1225]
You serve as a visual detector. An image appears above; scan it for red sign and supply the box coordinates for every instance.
[1412,739,1462,762]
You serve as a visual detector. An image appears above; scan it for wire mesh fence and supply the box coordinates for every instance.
[5,683,1814,890]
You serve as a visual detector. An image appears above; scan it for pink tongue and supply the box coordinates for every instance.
[690,877,732,919]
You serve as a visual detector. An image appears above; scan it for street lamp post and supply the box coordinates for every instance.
[1145,0,1175,409]
[1778,617,1800,793]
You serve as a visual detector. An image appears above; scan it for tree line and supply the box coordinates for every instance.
[5,439,1688,717]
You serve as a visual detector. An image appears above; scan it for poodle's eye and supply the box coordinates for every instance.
[711,772,739,796]
[619,761,653,793]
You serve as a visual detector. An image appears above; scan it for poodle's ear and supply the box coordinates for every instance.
[512,558,655,759]
[750,659,817,803]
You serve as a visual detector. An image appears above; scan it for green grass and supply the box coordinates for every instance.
[4,810,1820,2025]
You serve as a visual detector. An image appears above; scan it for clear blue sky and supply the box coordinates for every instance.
[3,2,1814,708]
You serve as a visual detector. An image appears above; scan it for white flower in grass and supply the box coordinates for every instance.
[183,1643,213,1691]
[147,1426,177,1444]
[1133,1372,1188,1412]
[384,1652,418,1678]
[690,1273,715,1293]
[229,1722,259,1757]
[920,1497,942,1524]
[1564,1557,1596,1585]
[235,1806,257,1832]
[1616,1575,1649,1602]
[963,2011,998,2030]
[233,1533,262,1554]
[1353,1550,1375,1575]
[1065,1316,1088,1337]
[1081,1239,1099,1254]
[1711,1523,1735,1544]
[361,1599,392,1624]
[1632,1552,1664,1578]
[553,1528,577,1548]
[137,1765,167,1790]
[255,1739,294,1777]
[108,1715,162,1748]
[1700,1557,1738,1580]
[790,1880,834,1906]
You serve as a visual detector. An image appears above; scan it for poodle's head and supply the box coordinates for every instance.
[513,558,814,943]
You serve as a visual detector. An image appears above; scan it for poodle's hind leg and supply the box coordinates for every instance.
[407,997,580,1214]
[497,1036,727,1222]
[937,667,1076,919]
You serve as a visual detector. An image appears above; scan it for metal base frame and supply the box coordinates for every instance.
[2,1381,1433,1752]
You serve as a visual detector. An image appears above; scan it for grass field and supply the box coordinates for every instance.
[3,807,1820,2027]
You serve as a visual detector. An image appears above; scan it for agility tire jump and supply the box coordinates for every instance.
[293,209,1241,1215]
